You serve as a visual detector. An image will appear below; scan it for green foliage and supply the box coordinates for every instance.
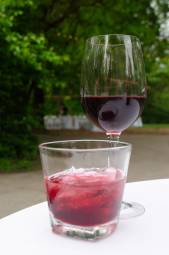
[0,158,33,173]
[0,0,168,171]
[0,0,69,166]
[144,51,169,123]
[64,97,83,115]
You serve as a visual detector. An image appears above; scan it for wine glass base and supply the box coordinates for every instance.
[119,201,145,219]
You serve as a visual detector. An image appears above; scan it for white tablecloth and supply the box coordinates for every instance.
[0,179,169,255]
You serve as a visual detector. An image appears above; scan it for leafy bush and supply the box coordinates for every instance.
[0,158,33,173]
[0,0,69,169]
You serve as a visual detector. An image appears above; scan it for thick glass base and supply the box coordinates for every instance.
[50,213,118,241]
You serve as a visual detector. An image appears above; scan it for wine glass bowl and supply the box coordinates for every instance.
[81,34,147,137]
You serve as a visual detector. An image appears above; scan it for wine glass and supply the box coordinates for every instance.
[81,34,147,218]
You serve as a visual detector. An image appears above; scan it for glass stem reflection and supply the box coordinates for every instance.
[106,132,121,168]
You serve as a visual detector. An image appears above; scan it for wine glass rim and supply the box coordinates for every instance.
[39,139,131,152]
[86,34,140,43]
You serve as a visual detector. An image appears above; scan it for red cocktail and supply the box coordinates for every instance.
[45,168,125,227]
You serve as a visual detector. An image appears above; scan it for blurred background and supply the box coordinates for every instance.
[0,0,168,172]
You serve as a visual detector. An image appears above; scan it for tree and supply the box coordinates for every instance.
[0,0,168,170]
[0,0,69,163]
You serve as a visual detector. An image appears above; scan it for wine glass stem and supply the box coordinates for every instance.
[106,132,120,145]
[106,132,121,168]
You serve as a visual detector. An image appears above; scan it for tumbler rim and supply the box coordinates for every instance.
[39,139,131,152]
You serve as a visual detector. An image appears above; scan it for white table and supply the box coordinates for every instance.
[1,179,169,255]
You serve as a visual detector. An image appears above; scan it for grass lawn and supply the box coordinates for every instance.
[143,124,169,128]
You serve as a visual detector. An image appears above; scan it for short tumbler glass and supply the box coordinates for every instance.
[39,140,131,240]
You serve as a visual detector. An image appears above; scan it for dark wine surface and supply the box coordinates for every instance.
[82,96,145,134]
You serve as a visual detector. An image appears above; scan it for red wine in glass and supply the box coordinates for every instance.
[82,95,145,136]
[81,34,147,218]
